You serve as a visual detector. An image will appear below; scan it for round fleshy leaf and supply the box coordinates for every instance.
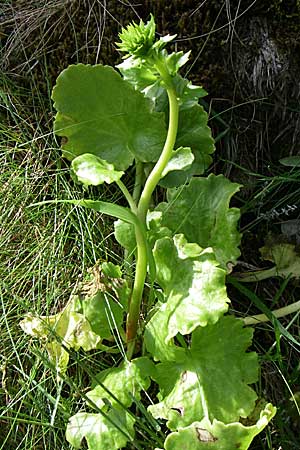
[52,64,167,170]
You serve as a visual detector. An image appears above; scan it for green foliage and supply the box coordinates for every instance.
[147,317,258,429]
[52,64,166,170]
[20,14,276,450]
[150,235,230,341]
[71,154,124,186]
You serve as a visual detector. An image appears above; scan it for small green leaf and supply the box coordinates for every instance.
[165,51,191,75]
[158,174,241,269]
[66,409,135,450]
[114,220,136,254]
[160,104,215,187]
[71,153,124,186]
[101,262,123,279]
[148,317,258,429]
[164,403,276,450]
[116,14,156,58]
[279,155,300,167]
[52,64,166,171]
[161,147,194,178]
[87,357,154,409]
[146,211,173,249]
[149,235,229,342]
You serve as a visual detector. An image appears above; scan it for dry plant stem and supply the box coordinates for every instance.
[235,267,277,282]
[243,300,300,325]
[126,73,179,360]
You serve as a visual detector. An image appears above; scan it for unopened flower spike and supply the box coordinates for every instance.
[116,14,156,58]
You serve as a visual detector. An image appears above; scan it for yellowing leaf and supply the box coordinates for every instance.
[66,410,135,450]
[164,403,276,450]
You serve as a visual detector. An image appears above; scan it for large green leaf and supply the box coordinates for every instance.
[157,174,241,269]
[52,64,167,170]
[148,316,258,429]
[87,357,155,409]
[66,409,135,450]
[164,403,276,450]
[149,235,229,343]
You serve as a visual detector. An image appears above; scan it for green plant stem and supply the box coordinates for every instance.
[126,224,148,360]
[137,82,179,222]
[116,179,137,213]
[132,160,144,204]
[243,300,300,325]
[126,71,179,359]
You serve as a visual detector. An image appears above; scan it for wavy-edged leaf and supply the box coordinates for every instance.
[148,235,229,343]
[71,153,124,186]
[66,409,134,450]
[164,403,276,450]
[87,357,155,409]
[52,64,167,170]
[148,316,258,429]
[158,174,241,269]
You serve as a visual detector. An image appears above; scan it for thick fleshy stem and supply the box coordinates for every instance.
[126,64,179,359]
[138,71,179,222]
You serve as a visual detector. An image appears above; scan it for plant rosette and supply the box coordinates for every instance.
[21,14,276,450]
